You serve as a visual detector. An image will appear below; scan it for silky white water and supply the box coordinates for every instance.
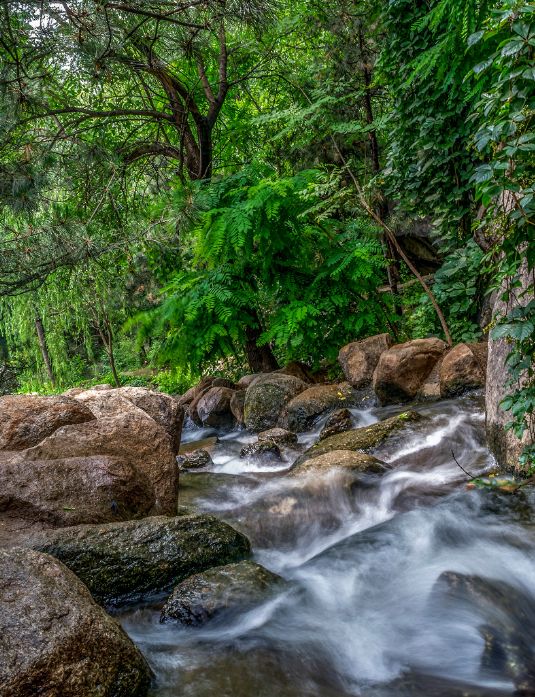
[120,393,535,697]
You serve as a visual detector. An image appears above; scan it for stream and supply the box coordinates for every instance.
[119,393,535,697]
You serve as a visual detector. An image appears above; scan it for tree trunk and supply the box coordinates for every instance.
[196,120,213,180]
[244,311,279,373]
[358,25,401,313]
[34,313,56,387]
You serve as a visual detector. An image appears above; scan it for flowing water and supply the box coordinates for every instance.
[120,393,535,697]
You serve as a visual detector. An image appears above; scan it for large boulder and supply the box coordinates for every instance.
[338,333,392,388]
[282,383,356,432]
[0,547,151,697]
[293,411,422,468]
[75,386,184,454]
[195,386,235,428]
[160,560,282,626]
[373,338,448,405]
[0,395,95,451]
[20,411,178,516]
[27,515,251,606]
[244,374,307,432]
[289,450,386,477]
[439,343,487,398]
[0,453,154,527]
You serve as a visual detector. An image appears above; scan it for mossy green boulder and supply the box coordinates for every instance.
[292,410,422,469]
[28,515,251,606]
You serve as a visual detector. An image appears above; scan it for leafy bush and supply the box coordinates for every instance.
[403,240,485,343]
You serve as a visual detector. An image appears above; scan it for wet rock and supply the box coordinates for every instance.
[160,560,282,626]
[244,374,307,432]
[433,571,535,695]
[319,408,353,440]
[240,440,282,460]
[294,411,422,467]
[0,453,154,527]
[75,386,184,454]
[27,515,251,606]
[179,436,219,454]
[338,333,392,388]
[282,383,356,432]
[258,427,298,447]
[289,450,386,477]
[19,411,178,516]
[177,449,213,470]
[196,386,235,428]
[373,338,448,405]
[0,394,95,451]
[0,547,151,696]
[440,343,487,398]
[230,390,246,425]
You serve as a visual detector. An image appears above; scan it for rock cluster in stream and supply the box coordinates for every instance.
[0,334,497,696]
[178,336,488,434]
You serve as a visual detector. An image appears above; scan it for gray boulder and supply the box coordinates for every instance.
[160,560,282,626]
[28,515,251,605]
[282,383,356,432]
[244,374,307,432]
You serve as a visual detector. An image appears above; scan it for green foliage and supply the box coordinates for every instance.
[471,1,535,465]
[132,166,388,370]
[379,0,493,241]
[405,241,485,343]
[151,368,197,396]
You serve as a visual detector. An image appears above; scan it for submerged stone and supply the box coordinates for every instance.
[160,560,282,626]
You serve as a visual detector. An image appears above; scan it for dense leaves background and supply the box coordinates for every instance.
[0,0,533,462]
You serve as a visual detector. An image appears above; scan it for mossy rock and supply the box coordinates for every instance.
[293,410,422,467]
[28,515,251,606]
[289,450,386,477]
[160,560,282,626]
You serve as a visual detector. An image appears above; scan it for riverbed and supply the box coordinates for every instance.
[120,393,535,696]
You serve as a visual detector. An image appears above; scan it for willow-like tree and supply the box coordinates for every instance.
[1,0,274,182]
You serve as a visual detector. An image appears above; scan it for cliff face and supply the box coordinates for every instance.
[486,261,534,471]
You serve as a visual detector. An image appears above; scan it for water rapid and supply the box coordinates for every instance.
[120,393,535,697]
